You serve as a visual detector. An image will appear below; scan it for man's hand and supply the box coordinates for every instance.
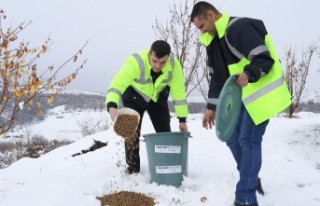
[108,107,119,121]
[202,110,215,129]
[179,122,188,132]
[235,72,249,87]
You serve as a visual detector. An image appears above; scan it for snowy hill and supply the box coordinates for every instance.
[0,106,320,206]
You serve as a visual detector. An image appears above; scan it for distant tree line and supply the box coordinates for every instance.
[5,91,320,133]
[13,93,106,127]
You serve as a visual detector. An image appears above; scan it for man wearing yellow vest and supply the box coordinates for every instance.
[105,40,189,174]
[191,2,291,206]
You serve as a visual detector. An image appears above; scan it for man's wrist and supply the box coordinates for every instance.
[106,102,117,112]
[178,117,187,123]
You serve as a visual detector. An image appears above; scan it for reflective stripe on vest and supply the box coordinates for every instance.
[207,97,218,105]
[107,88,121,96]
[242,76,284,105]
[131,53,175,102]
[225,17,268,67]
[224,17,291,124]
[132,53,175,84]
[225,17,284,102]
[174,99,188,106]
[132,53,152,84]
[134,88,152,103]
[248,45,268,62]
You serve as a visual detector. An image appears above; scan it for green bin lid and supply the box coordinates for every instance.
[215,75,242,142]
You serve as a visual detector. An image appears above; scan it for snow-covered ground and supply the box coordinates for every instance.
[0,106,319,206]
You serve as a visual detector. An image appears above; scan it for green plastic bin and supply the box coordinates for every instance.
[143,132,191,187]
[215,75,242,142]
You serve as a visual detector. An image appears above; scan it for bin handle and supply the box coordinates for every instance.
[141,132,192,142]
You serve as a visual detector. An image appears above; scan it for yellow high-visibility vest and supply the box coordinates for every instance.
[105,50,188,118]
[200,14,291,125]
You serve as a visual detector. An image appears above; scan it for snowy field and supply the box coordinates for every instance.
[0,106,319,206]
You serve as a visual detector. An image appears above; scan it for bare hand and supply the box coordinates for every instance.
[108,107,118,121]
[179,122,188,132]
[235,72,249,87]
[202,110,215,129]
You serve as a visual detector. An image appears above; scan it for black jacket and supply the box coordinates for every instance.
[206,16,274,110]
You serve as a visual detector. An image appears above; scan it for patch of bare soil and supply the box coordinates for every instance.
[72,140,107,157]
[97,191,155,206]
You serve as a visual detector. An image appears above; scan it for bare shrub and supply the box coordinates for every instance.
[77,116,110,137]
[284,44,318,117]
[0,134,72,168]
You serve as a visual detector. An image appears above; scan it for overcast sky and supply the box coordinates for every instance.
[1,0,319,94]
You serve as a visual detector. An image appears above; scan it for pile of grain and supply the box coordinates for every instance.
[114,114,139,139]
[97,191,155,206]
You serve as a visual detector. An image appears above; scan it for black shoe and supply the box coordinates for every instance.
[257,177,265,196]
[234,203,258,206]
[125,167,139,175]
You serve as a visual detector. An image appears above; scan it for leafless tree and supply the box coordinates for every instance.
[0,9,88,137]
[284,43,317,118]
[152,0,209,99]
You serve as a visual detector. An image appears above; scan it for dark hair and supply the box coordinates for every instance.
[150,40,171,58]
[190,1,220,22]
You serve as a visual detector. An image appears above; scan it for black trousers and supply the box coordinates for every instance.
[122,86,171,172]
